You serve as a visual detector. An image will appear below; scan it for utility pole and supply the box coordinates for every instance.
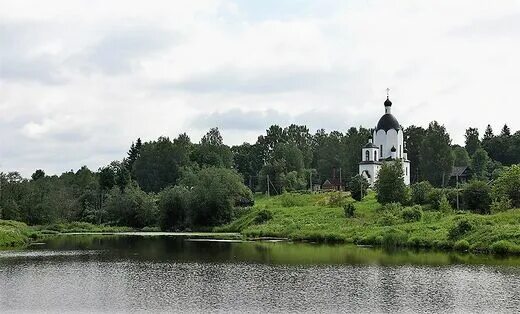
[456,174,460,211]
[266,174,270,197]
[339,168,342,191]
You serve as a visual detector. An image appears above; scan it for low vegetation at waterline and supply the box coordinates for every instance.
[0,220,36,248]
[216,192,520,255]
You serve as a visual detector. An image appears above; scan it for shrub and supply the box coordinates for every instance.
[401,205,422,222]
[490,240,520,255]
[462,180,492,214]
[493,165,520,207]
[454,239,470,252]
[490,197,512,214]
[344,203,356,218]
[381,229,408,248]
[280,193,305,207]
[428,189,445,210]
[349,175,368,201]
[381,202,404,213]
[158,186,191,231]
[327,192,348,207]
[448,218,473,240]
[254,209,273,224]
[378,212,400,226]
[411,181,434,205]
[438,195,453,212]
[375,161,407,204]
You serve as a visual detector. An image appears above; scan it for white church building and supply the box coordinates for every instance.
[359,93,411,186]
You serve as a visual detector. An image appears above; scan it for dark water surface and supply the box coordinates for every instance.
[0,234,519,313]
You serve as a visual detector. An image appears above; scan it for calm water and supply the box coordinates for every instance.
[0,234,519,313]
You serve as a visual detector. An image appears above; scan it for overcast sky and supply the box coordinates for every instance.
[1,0,520,176]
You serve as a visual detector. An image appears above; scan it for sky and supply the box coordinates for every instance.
[1,0,520,177]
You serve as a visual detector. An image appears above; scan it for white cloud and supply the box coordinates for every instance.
[1,0,519,176]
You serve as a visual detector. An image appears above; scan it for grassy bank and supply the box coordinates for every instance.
[0,220,36,248]
[32,222,135,234]
[216,192,520,255]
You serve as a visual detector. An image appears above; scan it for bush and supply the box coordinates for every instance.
[158,186,191,231]
[490,197,512,214]
[453,239,470,252]
[280,193,305,207]
[448,218,473,240]
[327,192,348,207]
[375,161,407,204]
[381,229,408,248]
[254,209,273,224]
[349,175,368,201]
[462,180,492,214]
[380,202,404,213]
[411,181,433,205]
[378,212,400,226]
[490,240,520,255]
[493,165,520,207]
[401,205,422,222]
[428,189,445,210]
[344,203,356,218]
[438,195,453,212]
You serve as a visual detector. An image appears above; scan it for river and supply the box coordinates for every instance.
[0,234,519,313]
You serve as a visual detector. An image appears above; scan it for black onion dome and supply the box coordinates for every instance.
[364,142,378,148]
[384,97,392,107]
[376,114,401,132]
[391,146,397,152]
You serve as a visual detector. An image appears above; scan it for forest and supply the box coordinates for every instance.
[1,121,519,231]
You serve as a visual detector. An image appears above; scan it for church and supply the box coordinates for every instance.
[359,92,411,186]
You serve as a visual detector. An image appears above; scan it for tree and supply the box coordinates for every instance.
[462,180,492,214]
[31,170,46,181]
[410,181,433,205]
[126,138,142,173]
[185,168,252,227]
[404,125,427,183]
[452,146,470,167]
[192,128,233,169]
[493,165,520,207]
[201,127,223,146]
[464,127,481,156]
[471,148,490,180]
[104,183,158,228]
[500,124,511,137]
[133,137,190,192]
[375,161,407,204]
[419,122,454,186]
[349,174,368,201]
[158,186,191,230]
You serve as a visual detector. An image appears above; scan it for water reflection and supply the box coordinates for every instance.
[0,234,519,313]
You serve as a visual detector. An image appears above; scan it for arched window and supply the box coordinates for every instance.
[365,150,370,161]
[374,151,378,161]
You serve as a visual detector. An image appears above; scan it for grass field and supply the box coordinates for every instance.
[216,192,520,255]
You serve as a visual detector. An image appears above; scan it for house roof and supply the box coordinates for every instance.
[450,166,470,177]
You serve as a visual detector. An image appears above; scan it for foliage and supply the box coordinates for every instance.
[453,239,470,252]
[104,184,158,228]
[375,161,407,204]
[349,174,368,201]
[471,148,491,180]
[344,203,356,218]
[158,186,191,231]
[438,195,453,212]
[254,209,273,224]
[490,240,520,255]
[411,181,434,205]
[448,218,473,240]
[326,192,348,208]
[404,125,426,183]
[493,165,520,207]
[490,197,512,214]
[452,146,470,167]
[464,127,481,156]
[419,121,454,186]
[461,180,492,214]
[401,205,422,222]
[280,193,306,207]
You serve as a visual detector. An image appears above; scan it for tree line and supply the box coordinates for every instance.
[1,121,519,228]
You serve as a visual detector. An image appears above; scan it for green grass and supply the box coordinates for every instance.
[216,192,520,255]
[0,220,36,248]
[32,222,134,234]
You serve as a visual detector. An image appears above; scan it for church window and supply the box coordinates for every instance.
[365,150,370,161]
[374,151,378,161]
[380,145,383,154]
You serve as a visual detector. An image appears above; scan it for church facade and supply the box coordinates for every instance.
[359,94,411,186]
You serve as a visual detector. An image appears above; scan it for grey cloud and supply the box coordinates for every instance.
[0,23,65,84]
[76,28,178,75]
[161,67,349,94]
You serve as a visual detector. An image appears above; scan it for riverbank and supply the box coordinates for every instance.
[0,220,36,248]
[216,192,520,255]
